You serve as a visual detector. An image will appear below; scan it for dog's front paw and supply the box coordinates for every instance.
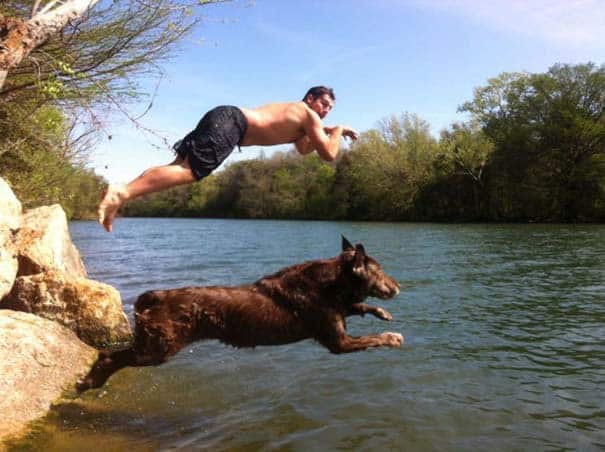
[375,307,393,321]
[381,332,404,347]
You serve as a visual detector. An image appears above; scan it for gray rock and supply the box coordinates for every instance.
[0,310,97,444]
[2,270,132,348]
[15,204,87,278]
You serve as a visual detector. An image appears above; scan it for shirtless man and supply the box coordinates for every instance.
[98,86,359,232]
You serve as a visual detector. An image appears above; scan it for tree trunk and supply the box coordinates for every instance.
[0,16,30,72]
[0,0,100,90]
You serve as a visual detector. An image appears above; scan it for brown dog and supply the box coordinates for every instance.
[76,237,402,393]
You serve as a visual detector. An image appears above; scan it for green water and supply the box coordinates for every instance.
[8,219,605,451]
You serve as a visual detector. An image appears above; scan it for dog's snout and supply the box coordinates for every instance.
[372,277,400,299]
[386,278,400,297]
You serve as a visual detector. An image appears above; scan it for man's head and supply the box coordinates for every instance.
[303,86,335,119]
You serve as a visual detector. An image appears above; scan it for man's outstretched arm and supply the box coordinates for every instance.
[298,114,358,162]
[295,127,343,156]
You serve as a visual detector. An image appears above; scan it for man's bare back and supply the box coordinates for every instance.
[239,102,309,146]
[97,86,358,232]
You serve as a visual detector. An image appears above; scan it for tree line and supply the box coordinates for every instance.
[124,63,605,222]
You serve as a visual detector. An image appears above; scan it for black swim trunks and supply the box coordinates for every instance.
[173,105,248,180]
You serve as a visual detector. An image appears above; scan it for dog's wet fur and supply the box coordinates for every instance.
[77,237,402,393]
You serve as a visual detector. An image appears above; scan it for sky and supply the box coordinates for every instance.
[91,0,605,184]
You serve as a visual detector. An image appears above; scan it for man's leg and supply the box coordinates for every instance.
[98,157,196,232]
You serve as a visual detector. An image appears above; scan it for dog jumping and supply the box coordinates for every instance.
[77,237,402,393]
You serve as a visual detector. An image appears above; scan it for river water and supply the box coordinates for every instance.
[11,219,605,451]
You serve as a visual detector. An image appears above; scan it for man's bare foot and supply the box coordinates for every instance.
[98,184,128,232]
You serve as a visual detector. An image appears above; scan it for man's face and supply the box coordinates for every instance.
[306,93,334,119]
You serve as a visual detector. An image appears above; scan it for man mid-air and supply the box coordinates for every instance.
[98,86,359,232]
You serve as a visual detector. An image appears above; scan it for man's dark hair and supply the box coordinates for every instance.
[303,86,335,102]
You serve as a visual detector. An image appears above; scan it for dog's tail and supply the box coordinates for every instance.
[76,347,136,394]
[135,290,163,314]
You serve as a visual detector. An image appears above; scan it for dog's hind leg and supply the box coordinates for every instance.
[76,343,174,394]
[76,348,136,393]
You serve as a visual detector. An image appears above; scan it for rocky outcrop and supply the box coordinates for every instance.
[0,179,131,347]
[14,204,87,278]
[3,270,131,348]
[0,310,98,443]
[0,176,132,442]
[0,177,21,299]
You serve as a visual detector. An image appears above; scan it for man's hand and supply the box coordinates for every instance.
[342,127,359,140]
[324,126,359,140]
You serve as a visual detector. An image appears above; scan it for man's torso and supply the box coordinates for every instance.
[239,102,312,147]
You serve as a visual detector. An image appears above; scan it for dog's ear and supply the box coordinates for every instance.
[355,243,366,255]
[352,244,366,274]
[342,236,354,252]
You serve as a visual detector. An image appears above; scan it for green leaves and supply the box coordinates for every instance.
[0,103,105,219]
[459,63,605,221]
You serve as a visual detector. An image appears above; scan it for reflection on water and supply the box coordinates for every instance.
[8,220,605,451]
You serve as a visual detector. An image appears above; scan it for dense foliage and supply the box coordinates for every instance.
[124,63,605,223]
[0,101,104,218]
[460,63,605,221]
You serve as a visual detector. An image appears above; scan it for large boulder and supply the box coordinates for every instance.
[2,270,132,348]
[0,177,22,229]
[14,204,87,278]
[0,177,21,300]
[0,310,97,444]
